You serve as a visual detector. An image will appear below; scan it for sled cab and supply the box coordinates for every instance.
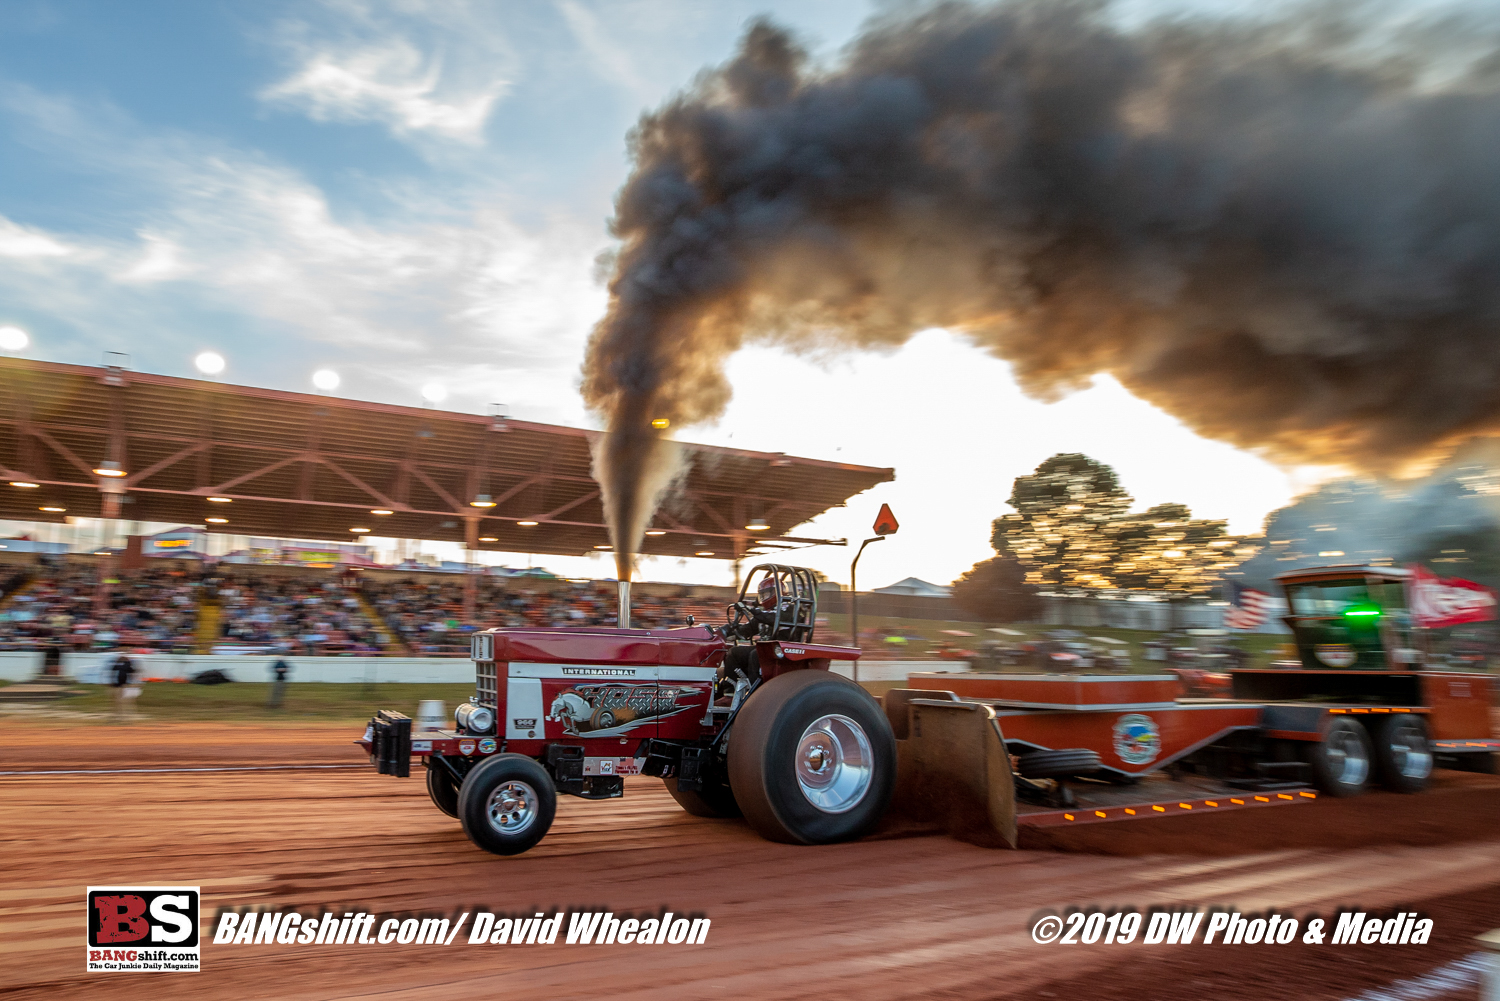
[1276,565,1416,671]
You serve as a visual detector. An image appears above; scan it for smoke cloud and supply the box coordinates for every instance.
[582,0,1500,571]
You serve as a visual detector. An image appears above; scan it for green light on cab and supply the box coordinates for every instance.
[1344,604,1381,619]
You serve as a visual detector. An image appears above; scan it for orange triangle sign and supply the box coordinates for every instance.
[873,503,899,536]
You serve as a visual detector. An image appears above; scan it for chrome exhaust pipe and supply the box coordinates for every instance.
[617,580,631,628]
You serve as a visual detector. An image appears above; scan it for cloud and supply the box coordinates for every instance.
[259,1,518,145]
[0,84,607,421]
[0,215,76,258]
[263,39,507,142]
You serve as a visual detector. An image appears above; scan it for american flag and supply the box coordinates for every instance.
[1223,579,1274,629]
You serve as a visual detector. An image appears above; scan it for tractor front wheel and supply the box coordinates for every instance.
[727,670,895,845]
[458,754,557,856]
[425,758,461,818]
[1309,718,1373,797]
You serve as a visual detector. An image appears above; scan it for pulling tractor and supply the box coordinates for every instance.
[360,563,1498,854]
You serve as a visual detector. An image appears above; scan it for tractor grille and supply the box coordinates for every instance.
[475,659,497,707]
[471,633,497,707]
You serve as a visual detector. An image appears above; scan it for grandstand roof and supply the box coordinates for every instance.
[0,357,894,561]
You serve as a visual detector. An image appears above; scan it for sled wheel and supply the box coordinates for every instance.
[663,776,741,818]
[458,753,557,856]
[728,670,895,845]
[425,758,461,818]
[1370,714,1433,793]
[1016,748,1103,780]
[1309,717,1373,797]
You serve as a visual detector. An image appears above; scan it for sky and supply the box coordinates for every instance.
[0,0,1317,589]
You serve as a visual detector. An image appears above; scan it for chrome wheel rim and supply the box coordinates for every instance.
[795,714,873,814]
[1388,720,1433,780]
[1326,728,1370,787]
[486,780,539,836]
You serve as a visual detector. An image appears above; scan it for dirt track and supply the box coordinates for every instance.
[5,721,1500,1000]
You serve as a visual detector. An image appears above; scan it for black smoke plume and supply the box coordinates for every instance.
[583,1,1500,574]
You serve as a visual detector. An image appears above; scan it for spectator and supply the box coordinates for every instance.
[110,653,137,717]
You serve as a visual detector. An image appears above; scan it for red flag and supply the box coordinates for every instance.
[1407,565,1498,627]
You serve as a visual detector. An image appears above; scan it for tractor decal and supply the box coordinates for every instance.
[546,684,696,736]
[1112,713,1162,766]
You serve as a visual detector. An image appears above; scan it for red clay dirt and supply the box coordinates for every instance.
[4,721,1499,1001]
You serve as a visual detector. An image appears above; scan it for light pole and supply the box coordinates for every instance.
[849,535,885,683]
[849,503,900,684]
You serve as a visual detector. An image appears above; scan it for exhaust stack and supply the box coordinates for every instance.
[617,580,631,629]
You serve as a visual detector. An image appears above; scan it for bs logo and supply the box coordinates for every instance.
[87,887,200,947]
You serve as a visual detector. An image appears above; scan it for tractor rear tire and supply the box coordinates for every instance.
[426,759,461,818]
[1308,718,1373,797]
[664,776,741,818]
[1016,748,1103,780]
[1369,714,1433,793]
[727,670,895,845]
[458,753,557,856]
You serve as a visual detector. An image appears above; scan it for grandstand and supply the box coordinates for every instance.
[0,356,892,562]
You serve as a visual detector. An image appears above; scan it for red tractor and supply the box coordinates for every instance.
[363,561,1498,855]
[360,565,895,855]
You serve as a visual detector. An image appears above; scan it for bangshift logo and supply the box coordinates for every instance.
[86,886,200,972]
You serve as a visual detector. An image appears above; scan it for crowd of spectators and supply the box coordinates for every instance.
[0,562,199,652]
[213,574,386,655]
[363,576,723,655]
[0,561,730,657]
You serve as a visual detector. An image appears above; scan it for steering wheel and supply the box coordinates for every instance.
[727,601,759,639]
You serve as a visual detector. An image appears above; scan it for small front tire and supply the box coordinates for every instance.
[426,759,460,818]
[458,754,557,856]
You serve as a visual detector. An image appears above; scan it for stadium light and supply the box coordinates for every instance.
[746,516,770,531]
[517,520,538,527]
[470,494,496,508]
[312,369,340,392]
[645,529,667,536]
[350,527,371,534]
[479,536,498,543]
[194,351,226,376]
[206,516,228,524]
[39,505,65,513]
[207,496,232,503]
[0,325,30,352]
[10,481,39,488]
[93,460,126,478]
[370,509,393,515]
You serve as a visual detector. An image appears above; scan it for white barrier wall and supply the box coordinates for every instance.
[60,653,476,686]
[829,660,968,682]
[0,651,44,681]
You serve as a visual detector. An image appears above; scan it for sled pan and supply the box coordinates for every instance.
[884,689,1017,849]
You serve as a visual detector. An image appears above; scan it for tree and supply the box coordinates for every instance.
[991,454,1132,590]
[951,553,1042,622]
[1108,503,1253,595]
[992,454,1257,596]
